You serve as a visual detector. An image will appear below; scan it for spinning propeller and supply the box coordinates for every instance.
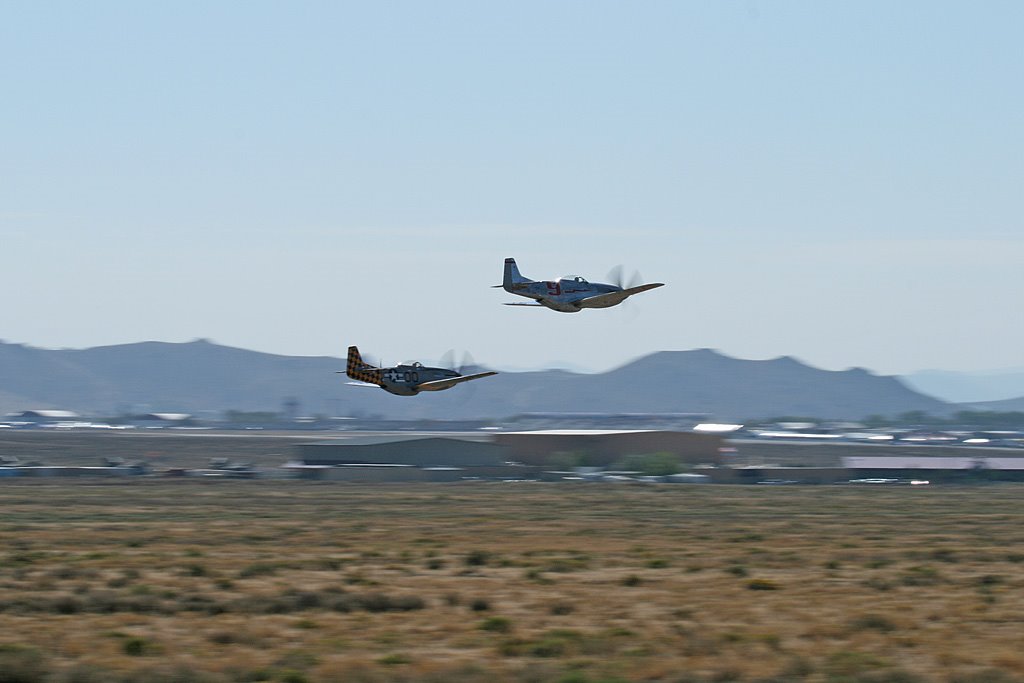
[438,349,481,375]
[607,264,645,290]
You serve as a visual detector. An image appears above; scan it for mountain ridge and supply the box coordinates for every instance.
[0,340,967,421]
[903,367,1024,404]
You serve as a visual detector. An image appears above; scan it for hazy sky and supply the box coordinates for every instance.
[2,1,1021,376]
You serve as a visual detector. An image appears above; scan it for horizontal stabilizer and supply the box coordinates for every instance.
[417,371,498,392]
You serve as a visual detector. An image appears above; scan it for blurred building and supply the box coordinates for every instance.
[290,430,723,481]
[290,434,536,481]
[493,430,724,467]
[4,409,80,425]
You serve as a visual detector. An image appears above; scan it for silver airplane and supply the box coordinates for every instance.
[344,346,497,396]
[498,257,664,313]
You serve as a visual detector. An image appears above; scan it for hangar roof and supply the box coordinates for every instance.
[304,433,494,447]
[297,436,508,468]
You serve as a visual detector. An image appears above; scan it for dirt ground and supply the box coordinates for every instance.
[1,480,1023,682]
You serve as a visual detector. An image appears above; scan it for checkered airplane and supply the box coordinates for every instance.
[343,346,497,396]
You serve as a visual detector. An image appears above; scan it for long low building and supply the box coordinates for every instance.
[292,431,724,481]
[0,466,144,477]
[837,454,1024,482]
[291,434,535,480]
[295,435,508,467]
[493,430,724,467]
[842,455,1024,470]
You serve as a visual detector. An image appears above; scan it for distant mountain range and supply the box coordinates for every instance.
[902,368,1024,405]
[959,396,1024,413]
[0,339,986,421]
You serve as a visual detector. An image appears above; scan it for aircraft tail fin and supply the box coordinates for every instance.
[346,346,383,386]
[503,257,531,291]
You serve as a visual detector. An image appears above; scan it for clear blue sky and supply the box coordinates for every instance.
[2,1,1021,375]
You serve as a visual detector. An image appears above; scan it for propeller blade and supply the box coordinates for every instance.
[439,350,482,374]
[607,264,645,290]
[607,264,625,289]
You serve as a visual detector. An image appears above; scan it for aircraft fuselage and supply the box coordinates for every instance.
[508,278,622,312]
[378,364,460,396]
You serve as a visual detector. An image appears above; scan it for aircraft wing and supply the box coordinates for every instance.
[416,371,497,392]
[503,302,546,307]
[577,282,664,309]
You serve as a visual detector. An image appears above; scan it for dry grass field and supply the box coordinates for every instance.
[1,481,1023,683]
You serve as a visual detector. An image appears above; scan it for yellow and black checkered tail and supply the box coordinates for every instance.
[346,346,384,386]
